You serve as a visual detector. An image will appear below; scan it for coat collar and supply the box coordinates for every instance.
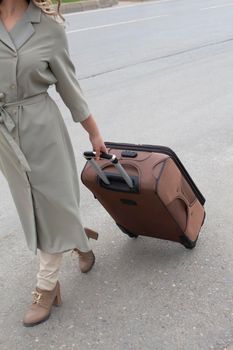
[0,1,41,52]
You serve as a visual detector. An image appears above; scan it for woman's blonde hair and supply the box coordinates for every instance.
[32,0,65,23]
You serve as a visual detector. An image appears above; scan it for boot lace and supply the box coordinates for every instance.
[32,291,43,304]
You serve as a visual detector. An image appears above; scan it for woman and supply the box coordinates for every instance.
[0,0,107,327]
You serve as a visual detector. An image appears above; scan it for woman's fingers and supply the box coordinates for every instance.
[95,148,100,161]
[89,133,107,161]
[100,144,108,154]
[94,144,107,161]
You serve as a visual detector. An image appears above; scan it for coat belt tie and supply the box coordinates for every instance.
[0,92,48,172]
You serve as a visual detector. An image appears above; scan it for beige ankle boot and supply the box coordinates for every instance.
[23,281,62,327]
[72,227,98,273]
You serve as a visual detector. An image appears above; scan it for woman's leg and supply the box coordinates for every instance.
[37,250,63,290]
[23,250,63,327]
[73,228,99,273]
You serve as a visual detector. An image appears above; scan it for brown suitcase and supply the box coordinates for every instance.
[81,142,206,249]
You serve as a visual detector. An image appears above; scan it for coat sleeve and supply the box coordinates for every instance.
[49,24,91,123]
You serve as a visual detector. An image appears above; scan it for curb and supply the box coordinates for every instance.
[60,0,118,13]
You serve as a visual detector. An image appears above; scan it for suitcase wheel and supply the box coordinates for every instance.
[180,234,198,250]
[116,224,139,239]
[127,232,139,239]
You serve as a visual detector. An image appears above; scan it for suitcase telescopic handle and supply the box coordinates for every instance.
[83,151,134,189]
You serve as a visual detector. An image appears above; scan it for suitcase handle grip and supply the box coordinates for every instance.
[83,151,134,189]
[84,151,113,161]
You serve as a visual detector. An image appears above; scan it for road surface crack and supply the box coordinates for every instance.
[79,37,233,80]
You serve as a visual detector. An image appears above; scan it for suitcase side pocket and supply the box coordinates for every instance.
[157,158,205,244]
[168,193,205,242]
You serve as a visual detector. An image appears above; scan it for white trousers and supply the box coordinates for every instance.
[37,238,92,290]
[37,250,63,291]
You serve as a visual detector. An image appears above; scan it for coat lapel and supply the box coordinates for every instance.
[0,0,41,52]
[0,20,16,52]
[10,18,35,51]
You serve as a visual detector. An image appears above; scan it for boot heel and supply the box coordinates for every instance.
[84,227,99,241]
[53,293,62,307]
[53,285,62,307]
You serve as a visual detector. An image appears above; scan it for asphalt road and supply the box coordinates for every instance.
[0,0,233,349]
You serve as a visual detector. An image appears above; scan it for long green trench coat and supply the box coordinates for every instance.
[0,0,92,254]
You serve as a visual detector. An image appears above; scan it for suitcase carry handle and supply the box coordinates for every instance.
[83,151,134,189]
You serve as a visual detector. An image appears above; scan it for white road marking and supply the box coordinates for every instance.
[201,3,233,10]
[64,0,174,16]
[66,14,169,34]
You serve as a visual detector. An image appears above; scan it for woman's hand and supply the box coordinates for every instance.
[80,114,108,160]
[89,133,107,160]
